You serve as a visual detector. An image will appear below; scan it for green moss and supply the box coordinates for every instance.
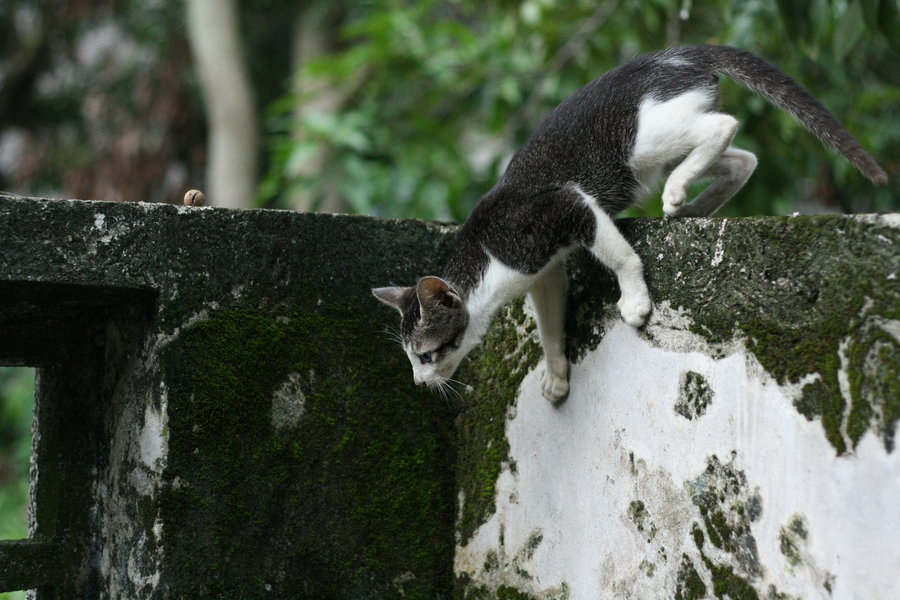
[765,585,800,600]
[794,377,846,453]
[675,371,714,420]
[158,299,456,598]
[675,554,707,600]
[687,455,763,581]
[457,581,569,600]
[639,558,656,577]
[496,585,535,600]
[683,457,802,600]
[691,523,705,550]
[456,581,534,600]
[523,530,543,559]
[846,326,900,451]
[705,560,759,600]
[566,216,900,454]
[455,299,542,545]
[484,550,500,572]
[778,514,808,570]
[628,500,648,531]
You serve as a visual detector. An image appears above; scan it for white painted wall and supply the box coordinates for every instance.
[456,304,900,599]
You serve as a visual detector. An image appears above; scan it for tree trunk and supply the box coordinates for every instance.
[186,0,258,209]
[290,2,347,213]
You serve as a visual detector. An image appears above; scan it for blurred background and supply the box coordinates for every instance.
[0,367,34,599]
[0,0,897,221]
[0,1,898,596]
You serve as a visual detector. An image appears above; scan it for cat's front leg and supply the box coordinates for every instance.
[616,267,652,327]
[584,204,653,327]
[571,186,653,327]
[528,261,570,404]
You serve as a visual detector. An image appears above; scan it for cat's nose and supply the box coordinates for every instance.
[414,375,426,386]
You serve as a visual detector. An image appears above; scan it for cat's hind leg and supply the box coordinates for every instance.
[662,113,739,216]
[528,261,570,404]
[667,147,757,217]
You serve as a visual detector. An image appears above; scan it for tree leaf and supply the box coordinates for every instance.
[879,0,900,53]
[834,0,865,61]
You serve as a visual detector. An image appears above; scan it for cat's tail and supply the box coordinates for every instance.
[695,45,888,186]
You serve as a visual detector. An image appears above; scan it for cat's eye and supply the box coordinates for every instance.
[417,352,433,364]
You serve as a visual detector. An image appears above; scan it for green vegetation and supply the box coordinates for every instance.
[779,514,809,571]
[262,0,899,219]
[0,366,35,600]
[1,1,895,215]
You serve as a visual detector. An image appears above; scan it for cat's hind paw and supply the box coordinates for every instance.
[662,183,688,217]
[618,293,652,328]
[540,360,569,404]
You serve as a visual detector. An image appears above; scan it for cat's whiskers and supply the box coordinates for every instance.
[443,376,472,396]
[382,325,404,348]
[428,377,469,407]
[425,377,451,403]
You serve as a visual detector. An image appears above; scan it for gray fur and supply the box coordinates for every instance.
[374,45,887,400]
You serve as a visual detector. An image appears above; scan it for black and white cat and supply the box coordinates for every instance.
[373,45,887,404]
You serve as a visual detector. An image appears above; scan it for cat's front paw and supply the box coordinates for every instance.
[618,292,652,328]
[540,360,569,404]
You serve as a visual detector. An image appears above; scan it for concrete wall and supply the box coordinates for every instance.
[454,215,900,600]
[0,195,897,599]
[0,196,458,599]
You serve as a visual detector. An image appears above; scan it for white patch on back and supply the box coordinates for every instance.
[627,89,718,196]
[657,54,691,68]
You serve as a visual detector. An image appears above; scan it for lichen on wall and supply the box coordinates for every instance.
[156,298,457,598]
[454,214,900,600]
[674,371,713,420]
[456,313,900,598]
[454,299,542,549]
[0,196,462,599]
[2,196,897,599]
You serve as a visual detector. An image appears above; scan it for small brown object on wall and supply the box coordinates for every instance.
[183,189,205,206]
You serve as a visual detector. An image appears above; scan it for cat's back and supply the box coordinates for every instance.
[500,47,718,208]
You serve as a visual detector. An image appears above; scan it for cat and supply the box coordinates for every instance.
[372,44,887,404]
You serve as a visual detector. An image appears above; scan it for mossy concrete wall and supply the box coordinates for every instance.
[0,195,897,599]
[0,195,457,599]
[455,214,900,600]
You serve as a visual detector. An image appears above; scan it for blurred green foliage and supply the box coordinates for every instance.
[2,0,896,216]
[260,0,898,220]
[0,367,34,600]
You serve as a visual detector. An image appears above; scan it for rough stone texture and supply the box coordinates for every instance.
[455,214,900,599]
[0,196,458,599]
[0,196,897,600]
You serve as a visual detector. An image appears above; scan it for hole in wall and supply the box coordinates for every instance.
[0,366,35,600]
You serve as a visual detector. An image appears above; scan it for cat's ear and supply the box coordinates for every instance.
[416,276,462,312]
[372,286,415,314]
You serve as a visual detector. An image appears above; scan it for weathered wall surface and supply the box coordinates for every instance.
[0,196,897,600]
[455,215,900,600]
[0,196,458,599]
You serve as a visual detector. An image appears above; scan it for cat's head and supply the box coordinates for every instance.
[372,276,469,389]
